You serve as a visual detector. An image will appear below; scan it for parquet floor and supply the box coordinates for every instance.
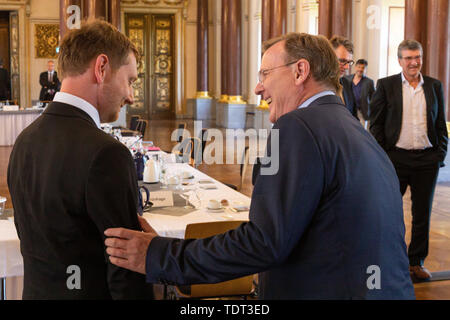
[1,119,450,299]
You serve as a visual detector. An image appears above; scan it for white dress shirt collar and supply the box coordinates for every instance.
[53,92,101,129]
[401,72,424,87]
[297,91,336,110]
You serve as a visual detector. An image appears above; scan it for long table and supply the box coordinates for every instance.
[0,162,250,299]
[0,109,43,146]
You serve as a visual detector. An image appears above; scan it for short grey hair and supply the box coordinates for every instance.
[398,40,423,59]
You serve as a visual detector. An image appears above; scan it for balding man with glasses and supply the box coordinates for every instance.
[370,40,448,281]
[330,35,358,120]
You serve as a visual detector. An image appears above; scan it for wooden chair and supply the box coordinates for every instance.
[189,136,203,167]
[136,119,148,137]
[177,122,187,143]
[238,146,250,191]
[129,115,141,131]
[447,122,450,138]
[168,220,255,299]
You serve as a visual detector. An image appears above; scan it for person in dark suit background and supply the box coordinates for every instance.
[39,60,60,101]
[330,35,357,119]
[0,58,10,101]
[8,20,153,299]
[345,59,375,129]
[370,40,448,280]
[104,33,414,299]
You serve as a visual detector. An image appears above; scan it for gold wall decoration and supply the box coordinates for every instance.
[35,24,59,58]
[126,15,146,111]
[153,16,173,111]
[163,0,183,5]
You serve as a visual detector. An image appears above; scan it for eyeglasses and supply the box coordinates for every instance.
[338,59,354,66]
[257,61,298,83]
[400,55,422,62]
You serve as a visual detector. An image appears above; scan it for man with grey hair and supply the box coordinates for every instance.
[105,33,414,299]
[370,39,448,280]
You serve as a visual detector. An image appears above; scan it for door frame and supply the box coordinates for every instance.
[121,6,185,119]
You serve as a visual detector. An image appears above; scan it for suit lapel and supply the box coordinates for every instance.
[393,74,403,123]
[422,77,433,116]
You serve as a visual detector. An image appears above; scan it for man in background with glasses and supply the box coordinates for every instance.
[330,35,358,120]
[370,40,448,281]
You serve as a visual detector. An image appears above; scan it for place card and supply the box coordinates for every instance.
[150,191,174,208]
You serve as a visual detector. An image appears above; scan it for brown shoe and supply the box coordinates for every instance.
[409,265,432,280]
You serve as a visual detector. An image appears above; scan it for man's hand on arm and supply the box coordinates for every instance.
[104,220,158,275]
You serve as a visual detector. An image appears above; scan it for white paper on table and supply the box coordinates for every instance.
[150,191,174,207]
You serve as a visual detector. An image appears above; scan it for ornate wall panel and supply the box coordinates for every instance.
[126,15,146,113]
[153,17,173,111]
[34,24,59,58]
[9,11,19,104]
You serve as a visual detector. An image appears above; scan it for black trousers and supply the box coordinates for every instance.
[388,148,441,266]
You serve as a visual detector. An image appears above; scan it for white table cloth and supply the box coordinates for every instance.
[0,220,23,278]
[0,163,250,299]
[0,220,23,300]
[144,163,250,238]
[0,110,43,146]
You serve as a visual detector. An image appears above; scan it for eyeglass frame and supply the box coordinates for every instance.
[257,60,298,84]
[400,55,422,62]
[338,58,355,66]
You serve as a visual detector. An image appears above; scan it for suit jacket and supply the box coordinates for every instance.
[0,67,10,100]
[145,95,415,299]
[340,76,357,118]
[345,74,375,120]
[39,71,61,101]
[8,102,154,299]
[370,73,448,165]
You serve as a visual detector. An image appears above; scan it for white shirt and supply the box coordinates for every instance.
[298,91,336,110]
[53,92,101,129]
[396,73,432,150]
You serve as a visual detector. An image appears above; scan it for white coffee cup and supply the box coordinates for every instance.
[207,199,221,209]
[167,175,180,185]
[182,171,192,179]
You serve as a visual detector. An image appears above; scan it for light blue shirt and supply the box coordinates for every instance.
[53,92,101,129]
[297,91,336,110]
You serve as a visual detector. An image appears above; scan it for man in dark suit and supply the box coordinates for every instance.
[39,60,61,101]
[8,20,153,299]
[345,59,375,129]
[0,58,10,101]
[105,33,414,299]
[330,35,357,119]
[370,40,448,280]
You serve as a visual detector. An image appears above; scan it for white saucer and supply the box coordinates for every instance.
[207,206,224,212]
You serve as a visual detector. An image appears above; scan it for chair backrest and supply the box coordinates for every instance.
[181,221,253,298]
[129,115,140,131]
[189,137,203,167]
[177,123,187,143]
[238,146,250,191]
[136,119,147,137]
